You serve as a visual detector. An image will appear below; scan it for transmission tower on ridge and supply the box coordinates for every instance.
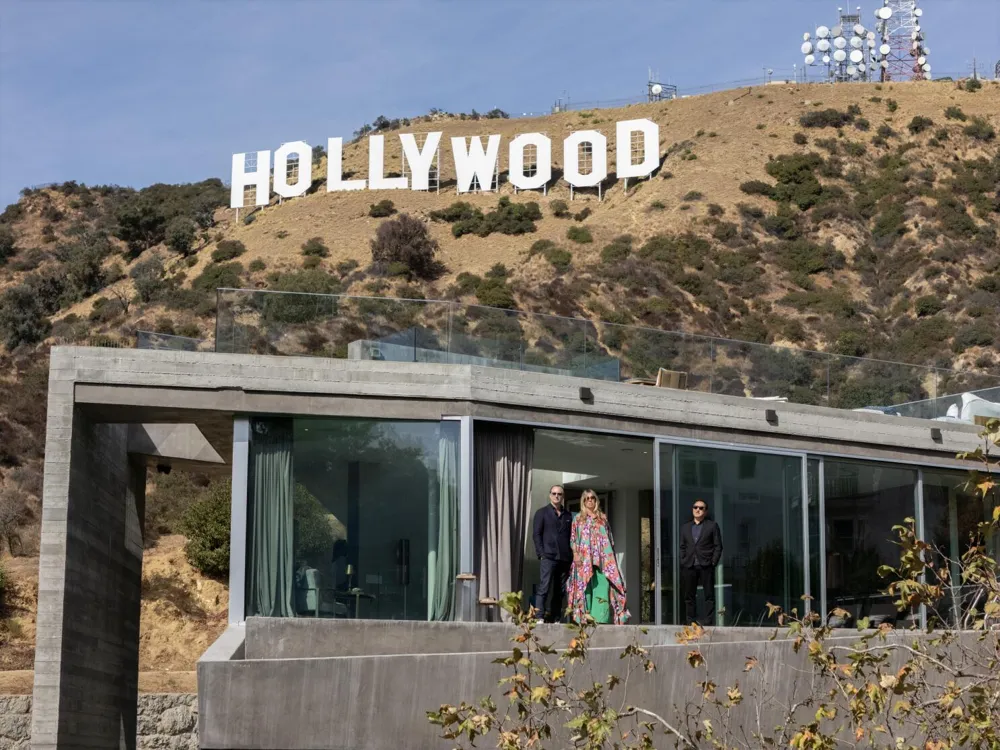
[872,0,931,81]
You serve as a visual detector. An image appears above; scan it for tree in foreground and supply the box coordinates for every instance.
[429,419,1000,749]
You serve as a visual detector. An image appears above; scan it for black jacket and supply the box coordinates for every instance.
[533,504,573,562]
[679,518,723,569]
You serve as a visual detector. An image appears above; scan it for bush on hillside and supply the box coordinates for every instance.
[192,261,244,291]
[165,216,197,255]
[600,236,633,265]
[739,180,775,198]
[792,132,808,145]
[300,237,329,257]
[799,108,854,128]
[908,116,934,135]
[566,226,592,244]
[369,199,397,218]
[964,78,983,93]
[261,269,343,324]
[181,479,231,577]
[953,321,995,352]
[212,239,247,262]
[0,285,51,350]
[964,118,996,142]
[573,207,592,222]
[944,106,968,121]
[59,230,113,301]
[914,295,945,317]
[0,226,16,263]
[115,179,227,256]
[430,201,479,223]
[772,238,845,275]
[370,213,441,279]
[549,199,570,218]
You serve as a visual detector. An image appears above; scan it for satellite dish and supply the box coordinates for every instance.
[816,25,830,38]
[834,36,847,49]
[822,54,831,64]
[832,25,844,37]
[834,49,848,62]
[868,39,876,48]
[881,59,889,68]
[802,41,814,54]
[867,31,876,40]
[859,63,867,71]
[925,72,933,80]
[805,54,816,65]
[922,46,929,54]
[880,43,891,55]
[850,36,863,48]
[817,39,832,51]
[803,32,812,41]
[918,55,926,65]
[854,24,866,35]
[914,7,923,16]
[912,41,920,50]
[651,83,663,95]
[922,63,931,72]
[878,7,892,19]
[847,65,858,76]
[850,49,864,63]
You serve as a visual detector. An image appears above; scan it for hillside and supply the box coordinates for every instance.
[0,79,999,677]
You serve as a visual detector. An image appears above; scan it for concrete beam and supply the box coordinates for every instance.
[127,423,224,464]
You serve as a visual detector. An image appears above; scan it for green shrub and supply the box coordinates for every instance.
[964,78,983,93]
[792,132,808,145]
[368,199,396,217]
[0,226,16,263]
[129,255,164,303]
[445,198,542,238]
[243,213,256,226]
[475,276,516,309]
[964,117,996,142]
[248,258,266,272]
[600,236,632,264]
[301,237,329,257]
[945,106,967,121]
[707,203,724,217]
[302,256,321,269]
[908,116,934,135]
[772,238,845,275]
[453,272,482,296]
[853,118,871,132]
[815,137,839,154]
[712,221,739,242]
[181,480,231,577]
[371,213,441,279]
[573,206,592,222]
[676,273,704,296]
[877,124,897,140]
[975,275,1000,293]
[0,284,51,348]
[210,239,245,262]
[740,180,775,198]
[842,141,868,157]
[953,321,995,352]
[648,200,666,211]
[336,259,359,277]
[192,261,243,291]
[737,203,765,220]
[886,98,898,113]
[682,190,703,201]
[761,212,800,240]
[799,108,854,128]
[566,226,592,244]
[914,295,945,316]
[543,245,572,271]
[430,201,479,223]
[549,199,570,218]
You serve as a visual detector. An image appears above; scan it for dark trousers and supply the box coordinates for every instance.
[681,566,715,625]
[536,558,572,622]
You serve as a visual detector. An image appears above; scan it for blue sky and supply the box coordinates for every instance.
[1,0,998,208]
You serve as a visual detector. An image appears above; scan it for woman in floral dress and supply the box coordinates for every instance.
[567,490,630,625]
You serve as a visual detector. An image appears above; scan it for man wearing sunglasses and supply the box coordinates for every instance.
[679,499,723,626]
[532,484,573,623]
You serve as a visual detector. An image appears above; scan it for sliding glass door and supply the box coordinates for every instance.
[656,441,808,626]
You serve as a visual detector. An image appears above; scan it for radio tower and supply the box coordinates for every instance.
[873,0,931,81]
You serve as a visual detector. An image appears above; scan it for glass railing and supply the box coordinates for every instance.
[135,330,213,352]
[205,288,999,423]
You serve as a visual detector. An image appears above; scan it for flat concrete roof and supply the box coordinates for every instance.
[53,346,985,469]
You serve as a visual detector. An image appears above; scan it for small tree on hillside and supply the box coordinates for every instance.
[370,213,442,280]
[165,216,198,255]
[181,479,232,578]
[130,255,164,303]
[0,285,51,349]
[0,225,16,263]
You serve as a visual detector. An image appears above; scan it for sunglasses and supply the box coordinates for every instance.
[550,491,564,497]
[693,505,706,511]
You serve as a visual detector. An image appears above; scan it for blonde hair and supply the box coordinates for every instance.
[580,489,605,521]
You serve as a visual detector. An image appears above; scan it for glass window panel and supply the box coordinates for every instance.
[245,417,460,621]
[658,443,675,625]
[922,469,992,628]
[668,446,804,626]
[823,460,916,627]
[808,458,822,618]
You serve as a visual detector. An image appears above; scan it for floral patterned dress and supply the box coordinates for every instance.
[567,512,630,625]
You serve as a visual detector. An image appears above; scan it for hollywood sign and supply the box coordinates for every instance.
[229,118,661,209]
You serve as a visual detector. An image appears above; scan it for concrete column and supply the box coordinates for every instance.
[31,407,146,750]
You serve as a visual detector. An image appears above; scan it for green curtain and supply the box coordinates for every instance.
[430,423,460,621]
[247,418,295,617]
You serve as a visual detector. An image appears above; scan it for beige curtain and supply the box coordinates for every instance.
[475,424,534,612]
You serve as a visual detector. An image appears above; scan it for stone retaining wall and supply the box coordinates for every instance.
[0,693,197,750]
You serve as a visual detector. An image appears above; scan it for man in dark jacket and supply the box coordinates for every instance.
[532,484,573,622]
[679,498,723,625]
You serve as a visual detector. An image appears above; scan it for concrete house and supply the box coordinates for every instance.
[30,292,1000,749]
